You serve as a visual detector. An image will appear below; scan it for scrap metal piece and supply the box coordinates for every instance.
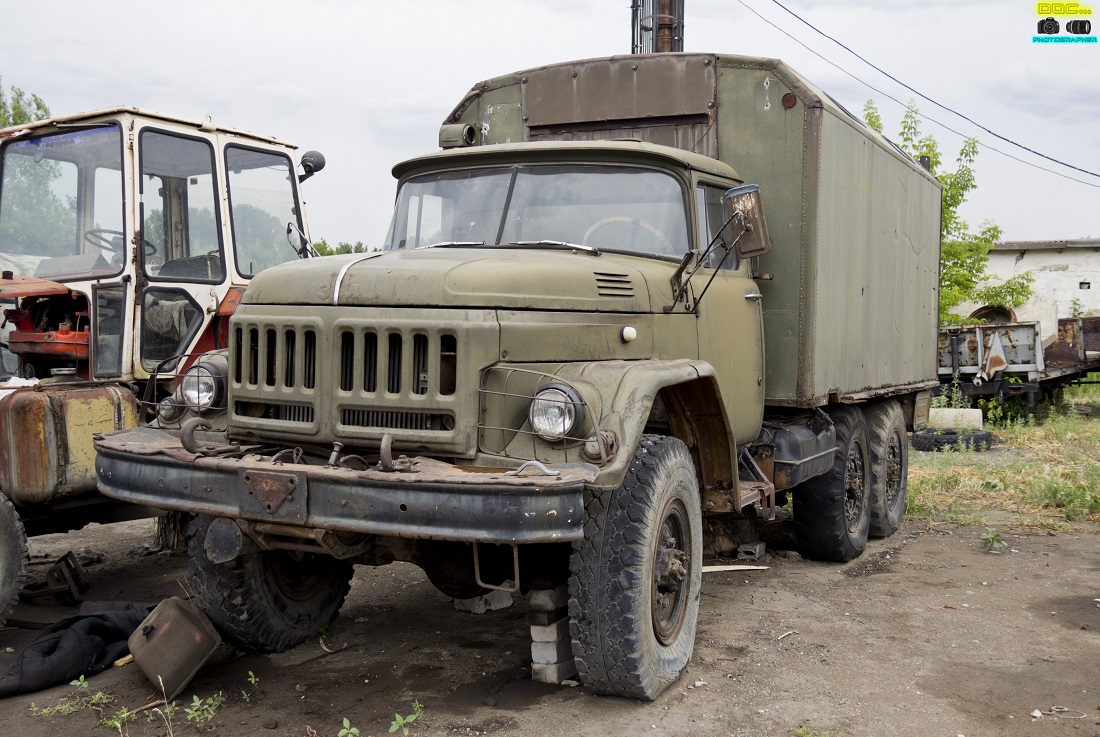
[128,597,221,700]
[22,551,87,603]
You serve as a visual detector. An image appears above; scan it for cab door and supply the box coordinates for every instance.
[134,128,226,379]
[693,182,765,447]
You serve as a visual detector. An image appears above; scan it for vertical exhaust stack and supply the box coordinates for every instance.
[631,0,684,54]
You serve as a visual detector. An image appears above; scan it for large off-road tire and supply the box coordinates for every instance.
[0,494,28,627]
[187,515,354,653]
[569,435,703,700]
[793,406,871,562]
[911,428,992,452]
[866,399,908,538]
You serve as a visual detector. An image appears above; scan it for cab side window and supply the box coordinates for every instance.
[695,185,739,270]
[140,131,225,282]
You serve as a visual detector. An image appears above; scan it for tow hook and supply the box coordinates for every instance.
[377,433,413,472]
[180,417,241,457]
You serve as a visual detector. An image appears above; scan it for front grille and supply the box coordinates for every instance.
[234,325,317,390]
[341,408,454,431]
[229,308,483,455]
[336,328,457,398]
[235,401,315,423]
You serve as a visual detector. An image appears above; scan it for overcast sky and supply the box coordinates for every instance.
[2,0,1096,246]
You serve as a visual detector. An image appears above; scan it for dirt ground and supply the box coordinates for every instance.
[0,510,1098,737]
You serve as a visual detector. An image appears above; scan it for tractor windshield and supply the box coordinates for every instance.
[0,125,125,281]
[384,164,690,258]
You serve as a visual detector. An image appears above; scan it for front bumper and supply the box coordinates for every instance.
[95,428,592,544]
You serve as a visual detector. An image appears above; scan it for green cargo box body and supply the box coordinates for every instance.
[444,52,942,407]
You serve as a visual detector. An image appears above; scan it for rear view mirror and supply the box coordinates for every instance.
[723,184,772,259]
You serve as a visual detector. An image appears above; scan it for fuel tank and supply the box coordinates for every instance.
[0,383,138,506]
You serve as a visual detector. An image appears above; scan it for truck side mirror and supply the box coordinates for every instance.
[723,184,772,259]
[298,150,326,183]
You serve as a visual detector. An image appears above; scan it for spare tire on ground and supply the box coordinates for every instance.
[910,429,992,452]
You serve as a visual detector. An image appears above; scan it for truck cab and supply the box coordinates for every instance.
[0,107,322,625]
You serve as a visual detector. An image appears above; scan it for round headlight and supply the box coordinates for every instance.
[157,397,181,424]
[180,363,223,412]
[528,385,584,441]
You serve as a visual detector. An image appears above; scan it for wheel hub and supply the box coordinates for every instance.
[843,443,866,531]
[270,550,332,602]
[652,500,691,645]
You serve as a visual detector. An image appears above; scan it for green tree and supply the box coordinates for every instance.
[0,78,50,127]
[312,238,371,256]
[864,100,1033,325]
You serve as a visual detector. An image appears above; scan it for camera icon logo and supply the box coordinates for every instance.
[1067,19,1092,33]
[1037,16,1061,33]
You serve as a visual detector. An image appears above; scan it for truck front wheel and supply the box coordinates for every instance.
[187,515,353,653]
[569,435,702,700]
[793,407,871,562]
[866,399,908,538]
[0,494,28,627]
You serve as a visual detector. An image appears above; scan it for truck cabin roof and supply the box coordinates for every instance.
[0,106,295,149]
[392,140,742,183]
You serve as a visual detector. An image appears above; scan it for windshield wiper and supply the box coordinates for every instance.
[416,241,487,249]
[511,240,600,256]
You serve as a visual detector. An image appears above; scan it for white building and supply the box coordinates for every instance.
[964,238,1100,343]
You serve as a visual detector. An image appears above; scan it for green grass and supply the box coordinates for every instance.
[908,378,1100,526]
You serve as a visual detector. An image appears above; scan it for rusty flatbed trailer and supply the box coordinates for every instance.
[938,317,1100,403]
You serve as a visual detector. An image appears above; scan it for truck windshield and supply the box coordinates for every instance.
[0,125,124,282]
[384,164,690,258]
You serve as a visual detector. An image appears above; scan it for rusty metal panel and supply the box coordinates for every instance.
[1083,316,1100,354]
[1046,318,1087,366]
[523,55,716,128]
[239,468,307,524]
[937,323,1044,377]
[0,384,137,505]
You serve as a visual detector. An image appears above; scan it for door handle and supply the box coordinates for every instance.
[744,293,763,302]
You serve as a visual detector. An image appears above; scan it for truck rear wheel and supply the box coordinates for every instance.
[569,435,702,700]
[187,515,353,653]
[0,494,28,627]
[866,399,908,538]
[793,407,871,562]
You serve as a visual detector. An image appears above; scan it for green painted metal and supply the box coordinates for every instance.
[443,52,942,406]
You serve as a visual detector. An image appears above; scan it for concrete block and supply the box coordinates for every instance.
[526,606,567,626]
[530,617,569,642]
[532,638,573,664]
[528,585,568,610]
[736,542,766,561]
[531,658,578,685]
[928,408,983,430]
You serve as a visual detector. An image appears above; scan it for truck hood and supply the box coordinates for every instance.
[243,248,653,312]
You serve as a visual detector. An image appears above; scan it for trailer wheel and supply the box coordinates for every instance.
[187,515,353,653]
[866,400,908,538]
[911,429,992,452]
[569,435,702,700]
[793,407,871,562]
[0,494,28,627]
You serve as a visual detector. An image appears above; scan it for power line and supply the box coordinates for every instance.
[733,0,1100,189]
[767,0,1100,181]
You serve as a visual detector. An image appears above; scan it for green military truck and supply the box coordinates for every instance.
[95,53,941,699]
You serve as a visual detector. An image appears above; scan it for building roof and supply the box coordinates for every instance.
[992,238,1100,252]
